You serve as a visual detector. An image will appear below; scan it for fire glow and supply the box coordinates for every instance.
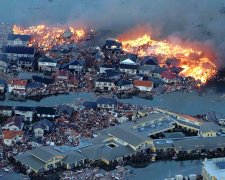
[13,24,85,51]
[119,34,217,83]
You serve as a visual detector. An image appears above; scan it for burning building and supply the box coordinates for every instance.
[12,24,86,51]
[118,34,217,84]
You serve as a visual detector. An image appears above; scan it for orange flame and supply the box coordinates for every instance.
[13,24,85,51]
[119,34,217,83]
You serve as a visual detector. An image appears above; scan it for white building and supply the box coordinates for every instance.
[133,80,153,92]
[3,130,24,146]
[202,158,225,180]
[7,79,27,93]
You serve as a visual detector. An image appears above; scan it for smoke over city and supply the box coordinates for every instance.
[0,0,225,67]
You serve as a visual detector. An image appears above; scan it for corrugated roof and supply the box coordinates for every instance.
[133,80,153,87]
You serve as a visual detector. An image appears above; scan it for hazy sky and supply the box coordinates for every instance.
[0,0,225,66]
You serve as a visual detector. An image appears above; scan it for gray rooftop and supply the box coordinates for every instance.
[29,146,63,162]
[199,122,220,134]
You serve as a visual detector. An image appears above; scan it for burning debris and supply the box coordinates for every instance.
[118,34,217,83]
[13,24,87,51]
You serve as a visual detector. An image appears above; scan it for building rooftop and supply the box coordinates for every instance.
[7,33,31,41]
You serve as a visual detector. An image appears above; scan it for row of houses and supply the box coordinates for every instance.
[95,78,153,92]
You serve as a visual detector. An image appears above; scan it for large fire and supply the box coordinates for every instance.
[119,34,217,83]
[13,24,86,51]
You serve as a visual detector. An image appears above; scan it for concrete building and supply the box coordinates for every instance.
[202,158,225,180]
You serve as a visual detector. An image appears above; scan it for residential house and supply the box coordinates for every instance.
[151,66,166,78]
[2,116,24,131]
[139,66,156,76]
[35,106,56,119]
[58,105,74,117]
[7,33,31,46]
[0,105,13,116]
[104,39,122,54]
[119,64,138,75]
[68,59,84,73]
[38,57,57,72]
[96,97,117,109]
[3,130,24,146]
[0,79,6,93]
[2,46,35,61]
[15,106,34,122]
[199,122,220,137]
[32,76,54,85]
[115,79,133,91]
[17,57,34,69]
[7,79,27,93]
[56,70,70,82]
[160,70,178,83]
[141,56,158,67]
[120,54,137,64]
[33,119,54,137]
[99,64,114,74]
[133,80,153,92]
[105,69,121,80]
[95,78,115,91]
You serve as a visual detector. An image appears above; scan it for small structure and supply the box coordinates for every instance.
[115,79,133,91]
[160,70,178,83]
[133,80,153,92]
[199,122,220,137]
[2,116,24,131]
[35,106,56,119]
[0,105,13,116]
[3,130,24,146]
[58,105,74,117]
[119,64,138,75]
[38,57,57,72]
[68,59,84,73]
[95,78,115,91]
[15,106,34,122]
[33,119,54,137]
[7,79,27,93]
[56,70,70,82]
[96,97,117,109]
[104,39,122,54]
[0,59,8,73]
[99,64,114,74]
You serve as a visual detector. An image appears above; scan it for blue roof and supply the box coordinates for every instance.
[0,79,6,85]
[142,56,158,65]
[96,78,113,83]
[105,69,121,78]
[7,33,31,41]
[69,59,85,66]
[116,79,132,86]
[96,97,117,105]
[15,106,34,111]
[32,76,54,85]
[216,161,225,169]
[3,46,34,55]
[26,82,42,89]
[83,101,97,109]
[119,64,138,69]
[39,57,56,63]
